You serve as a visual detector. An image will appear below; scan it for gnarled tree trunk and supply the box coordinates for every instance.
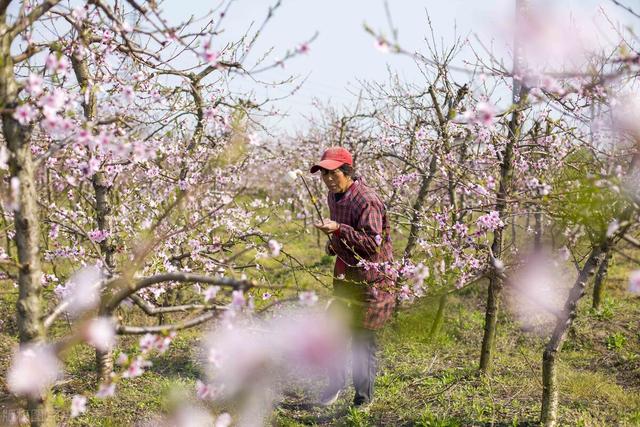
[1,23,52,427]
[479,0,529,374]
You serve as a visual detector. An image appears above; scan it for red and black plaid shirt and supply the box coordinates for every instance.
[327,177,395,330]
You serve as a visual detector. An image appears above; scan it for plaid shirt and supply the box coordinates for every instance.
[327,177,396,330]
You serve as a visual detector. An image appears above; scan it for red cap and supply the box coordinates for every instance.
[310,147,353,173]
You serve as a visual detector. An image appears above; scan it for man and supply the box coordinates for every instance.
[311,146,395,408]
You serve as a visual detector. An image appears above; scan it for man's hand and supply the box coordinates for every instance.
[314,219,340,235]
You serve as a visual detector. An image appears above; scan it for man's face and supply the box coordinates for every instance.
[321,167,351,193]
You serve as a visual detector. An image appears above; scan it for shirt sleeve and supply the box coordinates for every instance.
[333,200,384,258]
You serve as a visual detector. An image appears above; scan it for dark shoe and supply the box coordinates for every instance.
[319,387,341,406]
[352,395,373,408]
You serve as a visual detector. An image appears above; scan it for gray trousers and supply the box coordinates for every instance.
[328,328,378,403]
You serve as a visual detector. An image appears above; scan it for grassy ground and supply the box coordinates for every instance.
[0,211,639,425]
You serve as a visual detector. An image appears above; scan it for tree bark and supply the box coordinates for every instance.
[592,249,611,310]
[71,37,117,380]
[479,0,529,374]
[428,293,448,338]
[1,23,52,427]
[540,247,604,426]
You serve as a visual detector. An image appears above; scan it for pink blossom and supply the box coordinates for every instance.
[7,176,20,212]
[231,289,245,309]
[70,395,87,418]
[298,291,318,306]
[116,352,129,366]
[0,146,7,169]
[202,42,219,66]
[45,53,70,75]
[476,211,504,232]
[629,271,640,294]
[196,379,216,400]
[139,333,157,353]
[71,6,87,21]
[61,265,104,315]
[374,38,390,53]
[95,382,116,398]
[469,102,496,127]
[13,104,36,125]
[506,251,576,333]
[215,413,232,427]
[374,234,383,246]
[297,43,310,54]
[268,239,282,256]
[25,74,43,96]
[102,29,114,44]
[7,344,61,398]
[84,317,116,351]
[204,285,221,303]
[120,85,134,103]
[123,356,152,378]
[38,88,67,117]
[88,229,109,243]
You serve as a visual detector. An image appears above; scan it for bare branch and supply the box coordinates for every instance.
[9,0,63,39]
[117,309,220,334]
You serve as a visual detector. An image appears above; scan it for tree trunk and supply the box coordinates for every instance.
[428,293,448,338]
[71,41,117,380]
[534,209,543,250]
[1,25,52,427]
[592,250,611,310]
[540,247,604,426]
[479,0,529,374]
[403,156,437,259]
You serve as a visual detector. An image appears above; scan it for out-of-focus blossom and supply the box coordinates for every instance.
[195,379,217,400]
[215,413,232,427]
[628,270,640,294]
[286,169,302,182]
[88,229,109,242]
[13,104,37,125]
[231,289,245,309]
[298,291,318,306]
[202,41,219,66]
[70,395,87,418]
[95,382,116,398]
[374,38,390,53]
[8,177,20,212]
[506,251,576,333]
[268,239,282,257]
[476,211,504,231]
[25,73,43,96]
[84,317,116,351]
[204,286,221,303]
[60,265,104,315]
[0,146,8,169]
[464,102,496,127]
[123,356,152,378]
[7,344,61,398]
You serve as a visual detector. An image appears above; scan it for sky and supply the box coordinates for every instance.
[13,0,636,133]
[180,0,630,134]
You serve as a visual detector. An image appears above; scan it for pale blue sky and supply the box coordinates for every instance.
[162,0,629,133]
[11,0,633,132]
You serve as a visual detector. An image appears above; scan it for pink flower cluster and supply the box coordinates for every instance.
[476,211,504,232]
